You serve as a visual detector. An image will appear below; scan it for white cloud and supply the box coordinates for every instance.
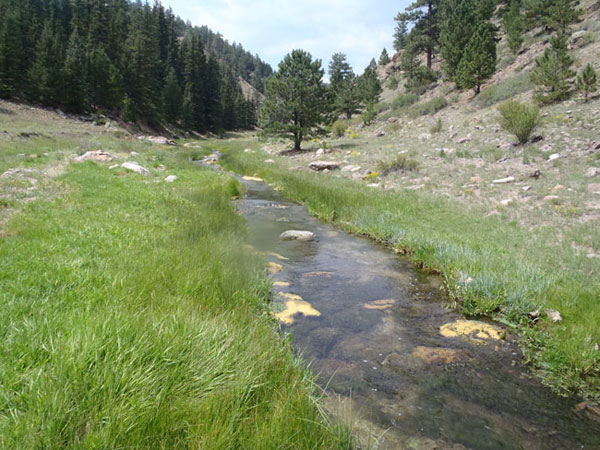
[167,0,405,74]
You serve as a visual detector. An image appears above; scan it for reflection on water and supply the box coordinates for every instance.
[237,177,600,450]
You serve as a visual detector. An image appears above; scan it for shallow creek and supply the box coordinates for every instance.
[234,173,600,449]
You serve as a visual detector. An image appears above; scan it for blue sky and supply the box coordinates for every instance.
[166,0,412,74]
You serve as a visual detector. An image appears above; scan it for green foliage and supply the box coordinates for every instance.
[523,0,582,35]
[404,63,438,95]
[162,66,183,123]
[261,50,329,150]
[504,0,525,54]
[391,92,419,111]
[122,95,136,122]
[575,64,598,102]
[393,14,409,51]
[396,1,441,70]
[531,35,575,104]
[329,53,361,119]
[377,154,419,175]
[498,100,541,144]
[456,22,497,94]
[409,96,448,116]
[332,120,348,138]
[362,102,377,126]
[379,48,391,65]
[357,59,383,105]
[387,76,399,90]
[474,72,534,108]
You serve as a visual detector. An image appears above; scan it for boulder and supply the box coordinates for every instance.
[148,136,176,145]
[341,165,361,173]
[586,167,600,178]
[548,153,560,161]
[165,175,178,183]
[121,162,152,177]
[280,230,315,241]
[75,150,114,162]
[456,136,471,144]
[309,161,340,171]
[374,128,386,137]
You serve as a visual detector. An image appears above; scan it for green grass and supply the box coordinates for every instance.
[0,142,351,448]
[474,72,534,108]
[217,138,600,402]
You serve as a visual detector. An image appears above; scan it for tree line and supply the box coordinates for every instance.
[0,0,271,133]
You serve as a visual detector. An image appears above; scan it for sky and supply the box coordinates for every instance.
[166,0,412,75]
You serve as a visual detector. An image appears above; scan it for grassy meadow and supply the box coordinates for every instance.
[0,124,351,448]
[217,138,600,402]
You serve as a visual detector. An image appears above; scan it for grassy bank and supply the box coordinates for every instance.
[217,138,600,402]
[0,139,351,447]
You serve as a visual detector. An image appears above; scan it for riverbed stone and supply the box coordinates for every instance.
[411,346,473,365]
[440,320,503,342]
[274,293,321,325]
[268,262,283,274]
[363,299,396,310]
[280,230,315,241]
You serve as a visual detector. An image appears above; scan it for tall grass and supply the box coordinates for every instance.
[0,152,351,448]
[218,140,600,402]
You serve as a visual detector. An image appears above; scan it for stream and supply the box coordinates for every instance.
[210,157,600,449]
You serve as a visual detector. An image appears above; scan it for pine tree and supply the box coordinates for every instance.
[456,22,497,94]
[379,48,391,66]
[27,21,64,103]
[531,34,575,104]
[504,0,524,55]
[439,0,493,80]
[393,15,409,52]
[575,64,597,102]
[162,66,182,122]
[329,53,360,119]
[358,59,383,105]
[204,54,222,131]
[396,0,440,70]
[261,50,329,151]
[0,10,26,96]
[63,28,89,112]
[524,0,581,35]
[181,35,207,132]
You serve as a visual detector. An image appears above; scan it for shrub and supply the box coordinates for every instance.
[430,118,443,134]
[377,154,419,175]
[474,72,533,108]
[332,120,348,138]
[362,103,377,126]
[575,64,598,102]
[388,76,399,90]
[497,100,541,144]
[391,92,419,111]
[409,96,448,117]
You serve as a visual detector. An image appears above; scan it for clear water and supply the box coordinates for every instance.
[236,175,600,449]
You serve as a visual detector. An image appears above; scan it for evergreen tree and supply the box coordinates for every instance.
[455,22,497,94]
[204,54,222,131]
[181,35,207,132]
[162,66,182,122]
[358,59,383,105]
[329,53,360,119]
[575,64,597,102]
[504,0,524,55]
[393,16,408,52]
[0,10,26,96]
[261,50,329,151]
[379,48,391,66]
[395,0,440,70]
[27,21,64,103]
[523,0,581,35]
[531,34,575,103]
[439,0,494,80]
[63,28,88,111]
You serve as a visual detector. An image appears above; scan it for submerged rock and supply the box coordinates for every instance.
[121,162,152,177]
[274,292,321,325]
[411,346,473,365]
[268,262,283,274]
[363,299,396,310]
[440,320,503,342]
[280,230,315,241]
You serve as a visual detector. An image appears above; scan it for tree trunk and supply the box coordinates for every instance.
[293,132,302,150]
[346,111,352,120]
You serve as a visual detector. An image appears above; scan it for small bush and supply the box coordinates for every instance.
[409,96,448,117]
[365,171,380,181]
[474,72,533,108]
[391,92,419,111]
[377,154,419,175]
[362,103,377,126]
[388,76,399,90]
[332,120,347,138]
[497,100,541,144]
[430,118,442,134]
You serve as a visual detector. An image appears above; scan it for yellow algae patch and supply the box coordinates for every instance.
[273,281,291,288]
[304,271,333,278]
[274,293,321,325]
[440,320,503,342]
[242,176,264,182]
[268,252,289,261]
[412,346,473,365]
[363,299,396,310]
[268,262,283,274]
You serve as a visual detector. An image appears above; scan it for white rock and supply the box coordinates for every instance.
[500,199,514,206]
[586,167,600,178]
[309,161,340,171]
[341,165,361,173]
[109,164,119,169]
[121,162,152,177]
[546,309,563,323]
[548,153,560,161]
[130,151,139,156]
[148,136,176,145]
[522,186,532,192]
[492,176,515,184]
[405,184,424,191]
[165,175,178,183]
[280,230,315,241]
[265,159,275,164]
[544,195,560,201]
[457,136,471,144]
[375,128,386,137]
[316,148,325,156]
